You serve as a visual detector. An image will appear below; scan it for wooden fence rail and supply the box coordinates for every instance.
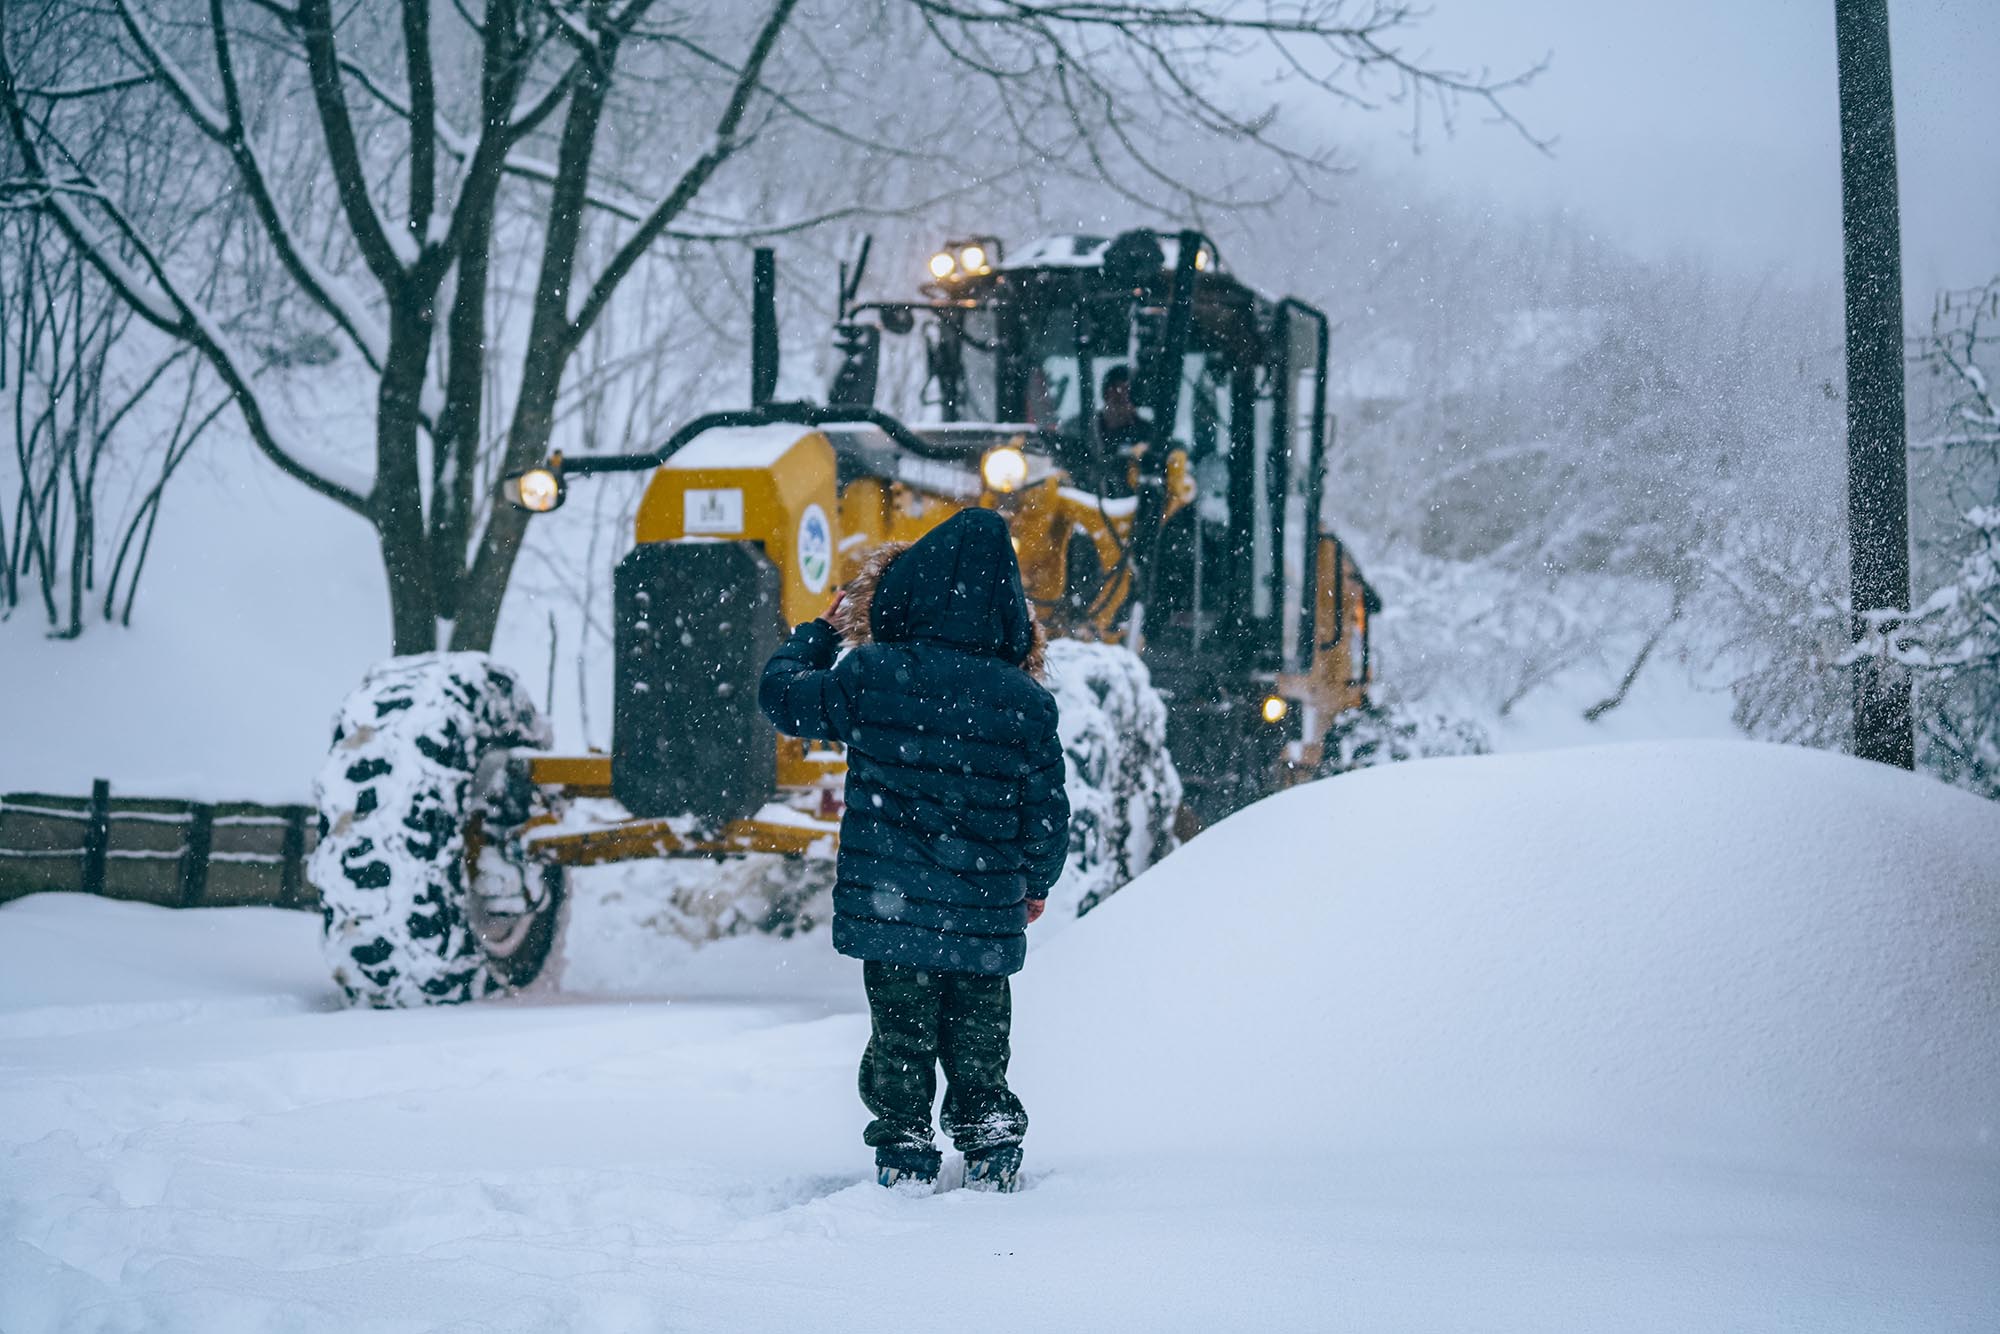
[0,782,319,910]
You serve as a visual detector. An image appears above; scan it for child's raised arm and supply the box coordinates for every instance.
[758,615,856,743]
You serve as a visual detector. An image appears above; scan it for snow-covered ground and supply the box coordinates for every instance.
[5,741,1996,1332]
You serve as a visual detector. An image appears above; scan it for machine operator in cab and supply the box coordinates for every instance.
[1059,362,1151,496]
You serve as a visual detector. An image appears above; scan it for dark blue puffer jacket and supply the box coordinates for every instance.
[759,509,1070,976]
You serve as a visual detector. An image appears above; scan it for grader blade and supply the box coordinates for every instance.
[519,809,839,866]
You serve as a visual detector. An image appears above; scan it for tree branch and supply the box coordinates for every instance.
[18,72,153,101]
[565,0,800,349]
[0,44,370,514]
[111,0,228,133]
[402,0,438,242]
[296,0,412,283]
[156,0,391,372]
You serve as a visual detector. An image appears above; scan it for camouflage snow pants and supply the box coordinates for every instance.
[859,960,1028,1171]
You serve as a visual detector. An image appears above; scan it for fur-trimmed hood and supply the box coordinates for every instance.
[832,510,1047,680]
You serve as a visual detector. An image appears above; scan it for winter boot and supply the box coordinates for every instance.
[875,1144,941,1192]
[877,1163,937,1190]
[962,1144,1023,1193]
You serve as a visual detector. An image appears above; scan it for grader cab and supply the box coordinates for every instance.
[308,227,1381,1007]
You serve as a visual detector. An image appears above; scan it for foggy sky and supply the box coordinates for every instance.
[1326,0,1999,306]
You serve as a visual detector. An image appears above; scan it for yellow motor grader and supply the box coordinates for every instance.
[309,228,1380,1007]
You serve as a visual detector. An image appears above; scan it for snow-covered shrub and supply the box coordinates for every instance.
[1902,506,2000,799]
[603,852,835,947]
[1713,281,2000,798]
[1704,522,1854,751]
[1902,286,2000,800]
[1703,507,1999,802]
[1042,639,1183,923]
[1318,699,1491,775]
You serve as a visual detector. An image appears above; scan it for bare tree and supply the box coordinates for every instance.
[1299,172,1850,736]
[1901,278,2000,796]
[1911,281,2000,458]
[1707,523,1853,751]
[0,189,219,635]
[0,0,1535,655]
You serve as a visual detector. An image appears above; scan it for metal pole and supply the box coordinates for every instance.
[280,806,309,909]
[1836,0,1914,768]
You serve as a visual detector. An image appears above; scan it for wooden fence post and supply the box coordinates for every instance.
[80,779,111,896]
[280,806,309,909]
[179,804,214,908]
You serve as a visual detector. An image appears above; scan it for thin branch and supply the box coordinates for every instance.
[144,0,392,371]
[565,0,801,349]
[18,72,154,101]
[402,0,438,242]
[111,0,228,134]
[0,44,370,512]
[507,56,586,140]
[296,0,411,282]
[641,28,957,164]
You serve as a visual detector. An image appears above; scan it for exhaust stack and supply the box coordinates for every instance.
[751,247,779,406]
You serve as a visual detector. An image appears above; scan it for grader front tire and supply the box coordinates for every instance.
[308,653,559,1008]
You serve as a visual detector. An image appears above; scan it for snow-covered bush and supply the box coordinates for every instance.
[1902,283,2000,799]
[1042,639,1183,923]
[1704,522,1854,752]
[1705,504,2000,802]
[1364,553,1689,724]
[596,852,835,948]
[1318,699,1491,775]
[1903,506,2000,798]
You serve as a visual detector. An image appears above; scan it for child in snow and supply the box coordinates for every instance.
[759,508,1070,1192]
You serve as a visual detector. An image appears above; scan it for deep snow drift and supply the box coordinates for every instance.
[3,741,1996,1332]
[1019,739,2000,1159]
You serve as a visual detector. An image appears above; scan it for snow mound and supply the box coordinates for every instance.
[1019,740,2000,1158]
[0,895,334,1038]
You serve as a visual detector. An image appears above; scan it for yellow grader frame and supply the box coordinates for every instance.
[505,406,1376,873]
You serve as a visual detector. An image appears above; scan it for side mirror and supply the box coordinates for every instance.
[503,463,566,513]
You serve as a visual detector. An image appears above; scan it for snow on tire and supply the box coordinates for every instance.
[1043,639,1184,923]
[309,652,555,1008]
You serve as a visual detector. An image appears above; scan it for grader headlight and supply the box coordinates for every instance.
[503,465,566,513]
[929,251,957,280]
[959,243,989,274]
[980,444,1029,494]
[1260,694,1290,725]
